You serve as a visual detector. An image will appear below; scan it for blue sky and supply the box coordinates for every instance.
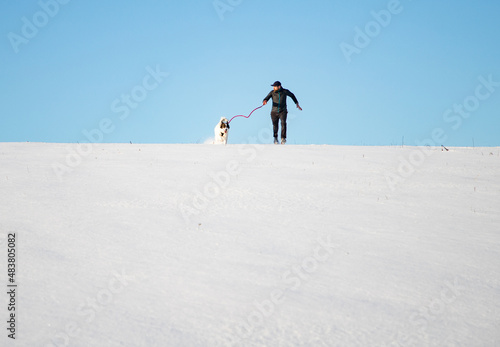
[1,0,499,146]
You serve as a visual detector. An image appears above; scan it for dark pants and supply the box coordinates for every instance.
[271,110,287,139]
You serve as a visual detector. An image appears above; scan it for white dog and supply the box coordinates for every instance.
[214,117,230,145]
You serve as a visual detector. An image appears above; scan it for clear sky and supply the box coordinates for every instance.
[1,0,499,146]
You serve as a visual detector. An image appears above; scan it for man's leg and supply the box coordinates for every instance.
[280,111,288,141]
[271,111,280,142]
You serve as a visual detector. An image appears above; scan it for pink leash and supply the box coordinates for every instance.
[227,105,264,124]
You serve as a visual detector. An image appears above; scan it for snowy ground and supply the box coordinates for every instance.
[1,142,499,347]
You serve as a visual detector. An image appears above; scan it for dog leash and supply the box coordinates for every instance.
[227,105,264,124]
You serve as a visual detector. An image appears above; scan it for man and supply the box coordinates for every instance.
[263,81,302,144]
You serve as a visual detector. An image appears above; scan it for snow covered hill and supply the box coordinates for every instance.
[1,143,499,347]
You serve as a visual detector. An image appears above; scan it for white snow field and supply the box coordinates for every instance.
[1,142,499,347]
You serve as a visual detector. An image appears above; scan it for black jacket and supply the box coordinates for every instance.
[263,87,299,113]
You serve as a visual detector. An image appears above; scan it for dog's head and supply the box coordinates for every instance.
[220,117,230,134]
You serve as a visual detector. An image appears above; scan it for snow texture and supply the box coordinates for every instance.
[1,143,499,346]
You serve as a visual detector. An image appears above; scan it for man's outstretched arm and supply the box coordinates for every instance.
[263,91,273,105]
[287,90,302,111]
